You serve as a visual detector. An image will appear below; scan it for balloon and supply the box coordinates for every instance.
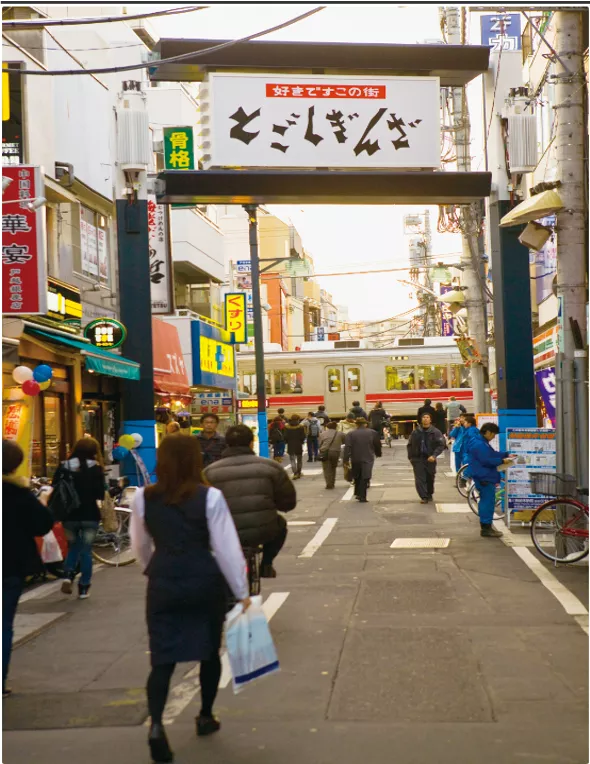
[8,387,25,401]
[118,434,136,450]
[33,364,53,383]
[13,366,33,385]
[22,379,41,396]
[38,380,51,391]
[131,433,143,448]
[112,446,129,460]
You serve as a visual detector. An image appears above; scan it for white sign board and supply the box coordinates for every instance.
[236,260,251,273]
[148,192,174,314]
[505,428,556,526]
[203,73,441,170]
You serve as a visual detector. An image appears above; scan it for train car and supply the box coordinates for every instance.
[237,337,474,425]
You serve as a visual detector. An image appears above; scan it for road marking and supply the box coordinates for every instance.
[298,518,338,558]
[162,592,290,724]
[390,538,450,549]
[511,547,589,617]
[436,503,472,513]
[341,486,355,502]
[288,520,316,526]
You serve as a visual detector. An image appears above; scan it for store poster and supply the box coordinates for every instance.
[2,398,34,478]
[505,428,556,519]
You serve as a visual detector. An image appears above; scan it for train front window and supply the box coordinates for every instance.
[327,368,342,393]
[385,366,415,390]
[347,367,361,393]
[451,365,471,388]
[277,371,303,394]
[417,365,449,389]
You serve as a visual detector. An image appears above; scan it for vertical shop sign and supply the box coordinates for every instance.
[2,165,47,314]
[147,191,174,314]
[440,284,455,337]
[535,367,556,426]
[224,292,248,344]
[97,228,108,282]
[163,127,195,170]
[86,219,99,276]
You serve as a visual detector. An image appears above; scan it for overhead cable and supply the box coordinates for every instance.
[1,5,208,29]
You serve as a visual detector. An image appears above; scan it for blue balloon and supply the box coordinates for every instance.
[33,364,53,383]
[112,446,129,460]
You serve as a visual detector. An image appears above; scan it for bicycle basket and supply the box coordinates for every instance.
[529,472,577,497]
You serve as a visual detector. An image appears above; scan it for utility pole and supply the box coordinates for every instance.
[421,209,439,336]
[553,10,587,479]
[445,5,489,414]
[244,204,269,458]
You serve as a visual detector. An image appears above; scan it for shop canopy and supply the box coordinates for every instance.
[152,318,191,397]
[24,326,141,381]
[499,190,564,227]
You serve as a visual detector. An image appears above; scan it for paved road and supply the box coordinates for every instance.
[4,443,588,764]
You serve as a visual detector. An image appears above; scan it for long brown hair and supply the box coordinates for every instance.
[145,435,206,505]
[69,437,104,468]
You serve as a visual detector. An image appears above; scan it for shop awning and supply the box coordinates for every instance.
[24,327,141,381]
[152,318,191,396]
[499,190,564,227]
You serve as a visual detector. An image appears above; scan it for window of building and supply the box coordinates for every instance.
[451,365,472,388]
[327,367,342,392]
[417,365,449,390]
[347,367,361,393]
[276,370,303,394]
[76,204,110,286]
[385,366,415,390]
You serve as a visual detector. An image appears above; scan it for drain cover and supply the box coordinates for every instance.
[390,538,450,549]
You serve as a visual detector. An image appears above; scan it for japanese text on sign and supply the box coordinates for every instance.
[163,127,195,170]
[147,191,173,314]
[224,293,247,344]
[202,74,440,170]
[505,428,556,513]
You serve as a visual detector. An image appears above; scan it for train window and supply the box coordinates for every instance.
[327,368,342,393]
[451,365,472,388]
[241,372,272,395]
[385,366,415,390]
[347,367,361,393]
[417,366,449,389]
[276,370,303,394]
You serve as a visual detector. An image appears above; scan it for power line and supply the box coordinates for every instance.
[1,5,208,29]
[4,6,326,76]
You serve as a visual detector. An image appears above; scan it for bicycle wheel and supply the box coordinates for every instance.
[530,499,589,564]
[92,510,136,567]
[456,464,471,498]
[467,483,506,521]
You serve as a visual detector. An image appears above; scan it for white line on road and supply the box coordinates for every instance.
[288,520,316,526]
[341,486,354,502]
[162,592,290,724]
[511,546,589,617]
[298,518,338,558]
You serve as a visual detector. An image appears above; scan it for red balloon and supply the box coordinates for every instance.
[22,379,41,396]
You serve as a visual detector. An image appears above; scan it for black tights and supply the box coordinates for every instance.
[147,654,222,725]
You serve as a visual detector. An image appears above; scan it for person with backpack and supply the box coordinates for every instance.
[52,438,105,599]
[3,440,53,698]
[368,402,388,438]
[303,412,322,462]
[268,417,285,463]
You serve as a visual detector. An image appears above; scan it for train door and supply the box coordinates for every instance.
[324,365,365,417]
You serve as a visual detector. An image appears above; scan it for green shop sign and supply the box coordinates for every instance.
[163,126,195,170]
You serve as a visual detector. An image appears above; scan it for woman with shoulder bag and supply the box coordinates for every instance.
[268,417,285,463]
[318,422,345,490]
[53,438,105,599]
[130,435,250,763]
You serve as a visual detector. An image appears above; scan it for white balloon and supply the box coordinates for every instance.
[131,433,143,448]
[13,365,33,385]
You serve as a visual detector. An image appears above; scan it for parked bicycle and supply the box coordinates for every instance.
[92,479,137,567]
[455,463,472,498]
[529,473,589,564]
[467,478,506,521]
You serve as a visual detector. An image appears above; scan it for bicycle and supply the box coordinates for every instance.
[244,545,262,596]
[529,473,589,564]
[383,425,393,448]
[92,485,137,567]
[455,463,472,498]
[467,479,506,521]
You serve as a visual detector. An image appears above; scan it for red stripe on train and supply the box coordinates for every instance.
[268,396,323,405]
[366,391,473,402]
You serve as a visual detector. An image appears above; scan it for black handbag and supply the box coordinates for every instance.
[48,469,81,522]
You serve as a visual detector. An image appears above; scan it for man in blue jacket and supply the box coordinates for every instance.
[460,414,480,477]
[468,422,514,538]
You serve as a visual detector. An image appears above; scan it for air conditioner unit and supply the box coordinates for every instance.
[503,95,538,173]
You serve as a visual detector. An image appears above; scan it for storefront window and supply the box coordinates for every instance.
[77,205,110,286]
[276,371,303,394]
[347,367,361,393]
[451,365,472,388]
[327,368,342,393]
[417,365,449,390]
[385,366,415,390]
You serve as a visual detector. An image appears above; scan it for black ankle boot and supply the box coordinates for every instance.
[148,723,173,762]
[196,714,221,737]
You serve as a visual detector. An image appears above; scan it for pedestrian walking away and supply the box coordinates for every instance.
[130,435,250,763]
[433,402,448,437]
[407,414,446,503]
[318,422,345,489]
[368,401,388,438]
[52,437,105,599]
[268,417,286,463]
[417,398,436,423]
[304,411,322,462]
[348,400,368,420]
[343,418,382,502]
[196,414,226,468]
[205,424,296,577]
[467,422,515,538]
[2,440,53,699]
[446,396,466,422]
[315,404,330,427]
[337,412,357,436]
[283,415,306,478]
[460,414,480,478]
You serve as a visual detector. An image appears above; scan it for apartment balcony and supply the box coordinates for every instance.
[171,207,225,283]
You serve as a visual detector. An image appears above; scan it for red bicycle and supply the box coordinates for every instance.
[529,473,589,564]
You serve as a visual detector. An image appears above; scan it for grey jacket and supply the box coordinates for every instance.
[343,427,382,464]
[319,429,345,454]
[204,446,296,547]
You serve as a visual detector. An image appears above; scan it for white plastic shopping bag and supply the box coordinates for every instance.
[41,530,63,564]
[225,595,280,694]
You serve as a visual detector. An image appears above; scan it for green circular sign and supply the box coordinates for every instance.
[84,318,127,349]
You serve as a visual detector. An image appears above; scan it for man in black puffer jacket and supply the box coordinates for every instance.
[204,424,296,578]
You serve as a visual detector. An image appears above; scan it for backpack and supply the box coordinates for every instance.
[48,468,81,522]
[309,420,320,437]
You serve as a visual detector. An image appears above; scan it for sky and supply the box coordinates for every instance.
[146,3,486,321]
